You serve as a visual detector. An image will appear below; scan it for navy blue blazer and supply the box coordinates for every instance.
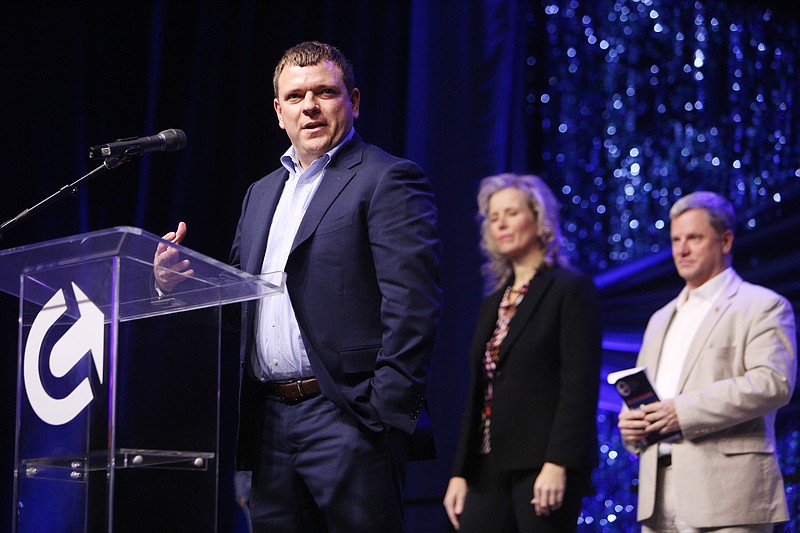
[231,134,442,468]
[452,263,602,480]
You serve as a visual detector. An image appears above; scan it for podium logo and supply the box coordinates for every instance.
[23,283,105,426]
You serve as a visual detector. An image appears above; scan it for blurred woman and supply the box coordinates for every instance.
[443,174,602,532]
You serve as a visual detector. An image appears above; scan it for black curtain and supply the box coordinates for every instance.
[0,2,498,530]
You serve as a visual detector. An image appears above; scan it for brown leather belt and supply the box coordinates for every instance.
[260,378,321,403]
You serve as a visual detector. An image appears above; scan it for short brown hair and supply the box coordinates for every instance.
[273,41,355,98]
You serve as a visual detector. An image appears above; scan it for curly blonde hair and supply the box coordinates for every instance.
[477,173,568,293]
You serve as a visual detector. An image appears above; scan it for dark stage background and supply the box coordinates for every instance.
[1,1,798,531]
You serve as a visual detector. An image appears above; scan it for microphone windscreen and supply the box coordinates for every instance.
[160,129,187,152]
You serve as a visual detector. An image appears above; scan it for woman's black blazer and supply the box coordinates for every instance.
[452,263,603,480]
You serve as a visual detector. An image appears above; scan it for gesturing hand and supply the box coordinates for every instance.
[153,221,194,293]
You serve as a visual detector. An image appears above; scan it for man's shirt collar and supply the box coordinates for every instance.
[280,128,356,174]
[677,266,734,308]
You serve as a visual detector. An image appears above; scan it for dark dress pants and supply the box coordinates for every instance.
[458,453,587,533]
[249,393,409,533]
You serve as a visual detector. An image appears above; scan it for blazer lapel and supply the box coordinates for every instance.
[289,136,363,254]
[676,273,741,392]
[246,171,287,274]
[495,266,555,364]
[642,302,676,378]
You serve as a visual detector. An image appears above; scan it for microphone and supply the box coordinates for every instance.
[88,128,187,159]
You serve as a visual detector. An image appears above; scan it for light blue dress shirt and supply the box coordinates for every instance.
[252,129,355,382]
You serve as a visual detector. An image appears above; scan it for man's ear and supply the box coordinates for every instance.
[274,98,285,129]
[350,88,361,119]
[721,228,734,254]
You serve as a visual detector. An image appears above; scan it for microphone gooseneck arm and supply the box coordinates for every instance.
[0,154,129,240]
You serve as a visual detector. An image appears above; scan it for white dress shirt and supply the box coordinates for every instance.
[654,266,733,454]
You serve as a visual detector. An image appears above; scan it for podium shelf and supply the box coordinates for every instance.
[22,448,215,482]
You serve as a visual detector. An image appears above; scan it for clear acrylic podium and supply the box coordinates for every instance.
[0,226,283,532]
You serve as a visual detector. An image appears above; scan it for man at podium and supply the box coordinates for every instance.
[154,41,442,533]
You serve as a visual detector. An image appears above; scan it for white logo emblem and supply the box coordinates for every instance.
[23,283,105,426]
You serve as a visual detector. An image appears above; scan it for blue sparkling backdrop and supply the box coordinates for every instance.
[525,0,799,272]
[521,1,799,530]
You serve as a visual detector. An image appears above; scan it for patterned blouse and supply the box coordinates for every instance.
[479,281,529,454]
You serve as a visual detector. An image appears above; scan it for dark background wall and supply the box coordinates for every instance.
[1,1,798,531]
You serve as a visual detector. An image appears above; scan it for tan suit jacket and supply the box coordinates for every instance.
[632,270,796,527]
